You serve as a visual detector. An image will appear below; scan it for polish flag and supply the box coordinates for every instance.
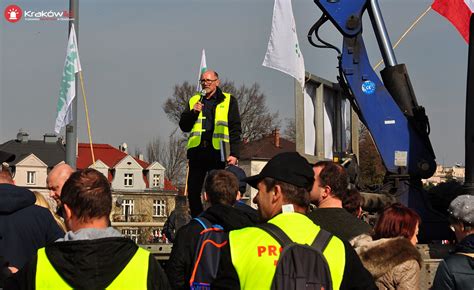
[432,0,474,43]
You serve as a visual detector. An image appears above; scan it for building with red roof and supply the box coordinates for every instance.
[77,142,178,244]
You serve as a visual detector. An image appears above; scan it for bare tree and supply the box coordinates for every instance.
[283,118,296,142]
[358,125,385,188]
[162,81,280,141]
[146,130,187,187]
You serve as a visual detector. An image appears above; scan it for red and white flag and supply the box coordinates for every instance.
[432,0,474,43]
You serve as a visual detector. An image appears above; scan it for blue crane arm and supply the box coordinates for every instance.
[312,0,436,179]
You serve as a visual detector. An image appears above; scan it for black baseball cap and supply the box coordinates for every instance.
[0,150,15,163]
[243,152,314,189]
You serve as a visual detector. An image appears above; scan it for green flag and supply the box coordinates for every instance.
[54,24,82,134]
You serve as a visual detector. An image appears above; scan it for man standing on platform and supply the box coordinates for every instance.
[179,70,242,217]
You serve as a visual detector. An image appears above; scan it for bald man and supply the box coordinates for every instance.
[47,163,74,208]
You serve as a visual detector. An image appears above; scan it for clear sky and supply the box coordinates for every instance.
[0,0,467,166]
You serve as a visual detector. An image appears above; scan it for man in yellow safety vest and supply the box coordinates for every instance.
[179,70,242,217]
[5,169,170,290]
[211,152,377,290]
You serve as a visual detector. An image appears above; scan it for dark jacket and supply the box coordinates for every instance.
[0,184,64,269]
[432,233,474,290]
[162,208,192,243]
[179,88,242,159]
[233,201,260,224]
[166,204,256,290]
[353,235,422,290]
[308,207,373,243]
[5,237,170,290]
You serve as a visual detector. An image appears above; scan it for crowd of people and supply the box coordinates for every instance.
[1,70,473,289]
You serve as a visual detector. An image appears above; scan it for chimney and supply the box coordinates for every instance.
[138,154,144,161]
[16,129,29,144]
[118,142,128,154]
[273,128,280,148]
[43,133,57,143]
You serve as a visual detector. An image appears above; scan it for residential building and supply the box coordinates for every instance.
[423,164,465,185]
[77,143,178,243]
[0,131,178,244]
[239,129,296,207]
[0,131,65,194]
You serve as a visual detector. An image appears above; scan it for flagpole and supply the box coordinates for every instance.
[66,0,79,169]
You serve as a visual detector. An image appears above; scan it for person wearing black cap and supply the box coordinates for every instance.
[433,195,474,289]
[166,169,256,290]
[0,150,63,273]
[211,152,376,290]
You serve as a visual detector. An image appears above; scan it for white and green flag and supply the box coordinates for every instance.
[262,0,305,89]
[54,24,82,134]
[196,49,207,92]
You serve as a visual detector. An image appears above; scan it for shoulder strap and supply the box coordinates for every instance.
[311,228,333,253]
[256,223,292,247]
[194,217,212,230]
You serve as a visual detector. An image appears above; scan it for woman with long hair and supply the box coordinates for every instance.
[353,203,422,290]
[34,191,66,233]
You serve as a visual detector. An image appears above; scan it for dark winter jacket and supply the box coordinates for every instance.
[233,201,260,224]
[308,207,373,244]
[5,236,170,290]
[179,87,242,159]
[162,208,192,243]
[432,233,474,290]
[0,184,64,269]
[166,204,256,290]
[353,235,422,290]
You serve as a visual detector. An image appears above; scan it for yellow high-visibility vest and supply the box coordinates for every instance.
[186,93,231,150]
[35,246,150,289]
[230,213,346,290]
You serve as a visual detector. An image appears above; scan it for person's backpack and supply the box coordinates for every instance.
[189,217,228,290]
[257,223,334,290]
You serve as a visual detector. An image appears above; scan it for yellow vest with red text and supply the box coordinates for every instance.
[229,213,346,290]
[186,93,231,150]
[35,247,150,289]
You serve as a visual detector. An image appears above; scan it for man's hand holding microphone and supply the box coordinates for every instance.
[193,89,207,113]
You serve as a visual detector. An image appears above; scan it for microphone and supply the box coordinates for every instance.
[199,89,207,102]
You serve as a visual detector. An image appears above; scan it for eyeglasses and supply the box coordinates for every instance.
[200,79,217,84]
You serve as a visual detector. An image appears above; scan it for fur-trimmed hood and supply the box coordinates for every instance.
[353,234,422,279]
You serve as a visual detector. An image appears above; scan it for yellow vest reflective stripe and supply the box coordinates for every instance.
[187,93,231,150]
[230,213,345,290]
[35,247,150,289]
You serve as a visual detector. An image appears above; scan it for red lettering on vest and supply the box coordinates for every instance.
[257,246,266,257]
[268,245,277,256]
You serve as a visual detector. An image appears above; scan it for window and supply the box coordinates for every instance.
[152,174,161,188]
[124,173,133,187]
[121,229,139,243]
[26,171,36,185]
[153,200,166,217]
[122,199,134,216]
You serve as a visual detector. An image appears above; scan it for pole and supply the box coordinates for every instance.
[66,0,79,169]
[463,14,474,194]
[367,0,397,67]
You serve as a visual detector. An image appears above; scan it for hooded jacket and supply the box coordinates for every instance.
[0,184,64,269]
[5,229,170,290]
[432,233,474,290]
[353,235,422,290]
[166,204,256,290]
